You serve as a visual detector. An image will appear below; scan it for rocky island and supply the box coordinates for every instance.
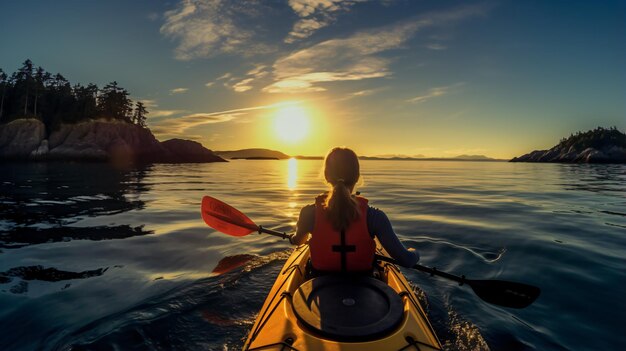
[511,127,626,163]
[0,60,225,164]
[0,118,226,163]
[215,148,290,160]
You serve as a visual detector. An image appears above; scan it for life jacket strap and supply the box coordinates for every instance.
[332,229,357,272]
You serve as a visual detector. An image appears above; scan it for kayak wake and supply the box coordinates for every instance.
[51,251,292,351]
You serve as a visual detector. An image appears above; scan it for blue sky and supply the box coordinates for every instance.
[1,0,624,157]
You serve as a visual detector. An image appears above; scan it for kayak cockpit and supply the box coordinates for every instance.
[292,275,405,341]
[243,243,442,351]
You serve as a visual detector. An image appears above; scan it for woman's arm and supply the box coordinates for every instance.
[368,207,419,267]
[290,204,315,245]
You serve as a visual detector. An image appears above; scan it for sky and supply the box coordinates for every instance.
[1,0,624,158]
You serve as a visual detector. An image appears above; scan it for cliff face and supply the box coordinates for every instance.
[511,128,626,163]
[47,119,164,161]
[0,118,226,163]
[0,119,47,158]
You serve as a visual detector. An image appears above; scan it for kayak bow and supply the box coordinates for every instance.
[243,241,442,351]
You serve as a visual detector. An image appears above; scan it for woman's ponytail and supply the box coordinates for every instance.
[322,148,361,230]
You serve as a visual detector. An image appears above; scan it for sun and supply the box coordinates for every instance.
[274,105,310,143]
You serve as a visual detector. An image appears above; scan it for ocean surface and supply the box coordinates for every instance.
[0,160,624,351]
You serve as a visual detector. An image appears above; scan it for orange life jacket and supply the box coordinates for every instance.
[309,194,376,272]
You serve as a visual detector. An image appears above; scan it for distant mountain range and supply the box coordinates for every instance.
[218,128,626,164]
[511,127,625,163]
[217,149,502,161]
[359,155,502,161]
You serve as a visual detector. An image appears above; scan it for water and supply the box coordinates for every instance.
[0,160,624,350]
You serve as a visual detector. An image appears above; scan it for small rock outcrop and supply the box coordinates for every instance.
[215,148,290,160]
[511,127,626,163]
[0,118,226,163]
[161,138,225,163]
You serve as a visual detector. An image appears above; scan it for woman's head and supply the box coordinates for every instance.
[322,147,361,230]
[323,147,360,189]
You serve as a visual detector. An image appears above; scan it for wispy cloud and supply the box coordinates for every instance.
[406,83,464,104]
[246,64,269,78]
[140,99,186,119]
[152,113,238,136]
[231,78,254,92]
[334,87,388,102]
[205,72,232,88]
[263,30,400,93]
[285,0,365,43]
[150,109,188,118]
[140,99,158,108]
[226,64,270,92]
[147,12,160,21]
[406,87,449,104]
[150,101,298,137]
[426,43,447,50]
[265,4,489,93]
[347,87,386,98]
[217,72,232,80]
[160,0,272,60]
[170,87,189,94]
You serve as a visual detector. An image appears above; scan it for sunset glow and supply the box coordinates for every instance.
[1,1,622,159]
[274,105,310,143]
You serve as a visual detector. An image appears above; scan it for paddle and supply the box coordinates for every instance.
[201,196,291,240]
[374,255,540,309]
[201,196,540,309]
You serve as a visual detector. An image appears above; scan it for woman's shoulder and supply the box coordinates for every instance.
[300,203,315,211]
[297,204,316,230]
[299,203,315,216]
[366,205,387,216]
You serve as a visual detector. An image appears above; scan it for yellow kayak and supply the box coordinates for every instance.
[243,241,442,350]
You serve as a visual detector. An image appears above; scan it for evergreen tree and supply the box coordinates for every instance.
[0,69,7,121]
[74,83,99,120]
[133,101,148,127]
[98,81,133,121]
[0,59,139,131]
[15,59,34,116]
[33,66,47,117]
[45,73,74,131]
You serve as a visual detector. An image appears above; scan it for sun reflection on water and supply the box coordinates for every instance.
[287,158,297,190]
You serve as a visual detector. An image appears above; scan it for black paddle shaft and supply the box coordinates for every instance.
[375,254,540,309]
[375,254,465,282]
[258,226,291,240]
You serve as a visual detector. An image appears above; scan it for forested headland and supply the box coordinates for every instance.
[0,60,227,163]
[0,59,148,135]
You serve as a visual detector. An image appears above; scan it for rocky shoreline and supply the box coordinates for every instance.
[0,118,226,163]
[510,127,626,163]
[510,147,625,163]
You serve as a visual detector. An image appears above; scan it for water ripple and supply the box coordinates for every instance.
[0,160,624,350]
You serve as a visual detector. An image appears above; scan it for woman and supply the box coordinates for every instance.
[290,147,418,272]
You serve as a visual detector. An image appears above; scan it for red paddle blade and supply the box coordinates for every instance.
[201,196,258,236]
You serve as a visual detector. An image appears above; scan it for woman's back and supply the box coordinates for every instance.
[291,147,418,270]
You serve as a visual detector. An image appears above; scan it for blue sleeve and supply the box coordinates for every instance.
[367,207,419,267]
[296,204,315,233]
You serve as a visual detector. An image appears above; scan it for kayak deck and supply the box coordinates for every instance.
[243,243,442,350]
